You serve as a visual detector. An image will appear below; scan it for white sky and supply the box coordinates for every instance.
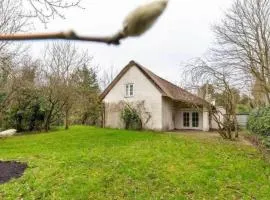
[29,0,232,85]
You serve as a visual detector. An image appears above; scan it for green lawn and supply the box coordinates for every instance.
[0,126,270,200]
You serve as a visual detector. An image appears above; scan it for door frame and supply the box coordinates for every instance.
[181,111,201,130]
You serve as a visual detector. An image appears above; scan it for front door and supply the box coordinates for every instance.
[183,112,199,129]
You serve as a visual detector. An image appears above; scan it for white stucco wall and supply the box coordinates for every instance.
[202,108,210,131]
[211,106,226,130]
[174,108,203,130]
[162,97,175,130]
[103,65,163,130]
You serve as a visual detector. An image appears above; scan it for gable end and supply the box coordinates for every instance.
[100,61,165,100]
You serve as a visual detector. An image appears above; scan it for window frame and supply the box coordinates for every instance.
[183,112,190,127]
[182,111,200,129]
[125,83,134,97]
[192,112,199,128]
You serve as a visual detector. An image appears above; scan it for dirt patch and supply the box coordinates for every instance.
[0,161,27,184]
[167,130,221,139]
[167,131,253,146]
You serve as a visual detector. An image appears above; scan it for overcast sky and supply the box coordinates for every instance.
[29,0,232,85]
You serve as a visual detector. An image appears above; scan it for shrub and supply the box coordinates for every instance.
[237,104,251,114]
[262,136,270,148]
[247,106,270,136]
[3,102,45,132]
[121,105,142,130]
[223,118,239,132]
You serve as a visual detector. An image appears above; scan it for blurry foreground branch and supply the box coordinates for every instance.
[0,0,169,45]
[0,31,124,45]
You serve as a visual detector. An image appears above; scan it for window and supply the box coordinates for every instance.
[183,112,190,127]
[192,112,199,127]
[183,111,199,128]
[125,83,134,97]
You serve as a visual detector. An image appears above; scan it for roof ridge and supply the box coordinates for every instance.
[135,61,187,90]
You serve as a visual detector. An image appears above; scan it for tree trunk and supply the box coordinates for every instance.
[265,92,270,106]
[64,109,69,130]
[234,115,239,138]
[81,113,88,125]
[43,103,55,132]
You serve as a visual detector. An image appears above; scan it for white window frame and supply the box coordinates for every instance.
[182,111,200,129]
[183,112,190,127]
[125,83,134,97]
[192,112,199,128]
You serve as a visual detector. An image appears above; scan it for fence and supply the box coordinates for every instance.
[236,114,249,128]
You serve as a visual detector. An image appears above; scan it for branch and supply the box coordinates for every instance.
[0,30,125,45]
[23,0,82,25]
[0,0,169,45]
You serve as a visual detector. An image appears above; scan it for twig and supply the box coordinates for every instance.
[0,30,124,45]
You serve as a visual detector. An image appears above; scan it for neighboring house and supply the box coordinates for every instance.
[100,61,214,131]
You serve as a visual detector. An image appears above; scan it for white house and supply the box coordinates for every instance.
[100,61,215,131]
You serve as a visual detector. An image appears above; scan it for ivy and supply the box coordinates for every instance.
[121,105,142,130]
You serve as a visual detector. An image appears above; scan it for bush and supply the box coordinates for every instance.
[247,106,270,136]
[3,102,45,132]
[237,104,251,114]
[262,136,270,148]
[121,105,142,130]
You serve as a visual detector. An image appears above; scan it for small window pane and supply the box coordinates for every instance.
[183,112,190,127]
[130,84,133,96]
[192,112,199,127]
[125,84,134,97]
[126,85,129,96]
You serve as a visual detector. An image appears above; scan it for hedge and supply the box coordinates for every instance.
[247,106,270,136]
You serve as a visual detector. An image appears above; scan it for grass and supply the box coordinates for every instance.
[0,126,270,199]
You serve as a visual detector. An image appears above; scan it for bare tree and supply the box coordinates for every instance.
[0,54,30,117]
[0,56,15,116]
[213,0,270,105]
[20,0,81,25]
[42,42,91,130]
[99,66,119,91]
[0,54,42,130]
[0,0,29,57]
[185,58,240,140]
[0,0,30,114]
[0,0,82,128]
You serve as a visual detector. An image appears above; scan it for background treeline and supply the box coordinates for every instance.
[0,0,107,132]
[0,42,102,132]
